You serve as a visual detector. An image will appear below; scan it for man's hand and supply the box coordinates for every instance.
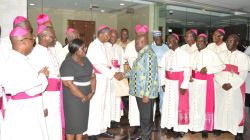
[114,72,123,81]
[180,88,186,95]
[142,96,149,103]
[161,85,165,92]
[200,67,207,74]
[222,83,232,91]
[189,77,194,82]
[39,67,49,77]
[44,109,48,117]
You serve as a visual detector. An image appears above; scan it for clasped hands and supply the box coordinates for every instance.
[222,83,232,91]
[114,72,125,81]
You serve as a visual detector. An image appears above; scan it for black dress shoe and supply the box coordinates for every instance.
[88,135,97,140]
[213,130,222,136]
[235,133,243,140]
[111,121,120,128]
[99,131,115,138]
[202,131,208,139]
[176,132,185,138]
[133,126,141,135]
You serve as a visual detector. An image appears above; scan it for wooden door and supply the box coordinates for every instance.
[68,20,95,47]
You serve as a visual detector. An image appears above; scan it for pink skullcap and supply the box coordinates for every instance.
[98,25,109,31]
[13,16,27,25]
[135,24,148,33]
[10,27,29,37]
[66,28,75,34]
[216,28,225,35]
[190,29,198,35]
[198,33,208,39]
[36,14,50,25]
[36,25,48,35]
[171,33,179,40]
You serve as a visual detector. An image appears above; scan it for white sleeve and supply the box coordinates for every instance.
[159,53,166,86]
[206,53,225,74]
[25,73,48,96]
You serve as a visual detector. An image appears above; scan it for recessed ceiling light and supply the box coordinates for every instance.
[29,3,35,6]
[101,9,105,12]
[120,3,125,6]
[74,2,78,6]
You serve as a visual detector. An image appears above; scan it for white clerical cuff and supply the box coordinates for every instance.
[61,76,74,80]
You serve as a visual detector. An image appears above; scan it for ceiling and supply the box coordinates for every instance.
[27,0,250,14]
[27,0,250,28]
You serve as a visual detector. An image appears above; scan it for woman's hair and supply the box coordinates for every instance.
[68,38,84,54]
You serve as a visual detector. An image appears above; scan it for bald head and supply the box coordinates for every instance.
[226,34,239,52]
[109,29,118,45]
[135,34,148,52]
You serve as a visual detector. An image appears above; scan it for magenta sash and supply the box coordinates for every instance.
[46,78,65,140]
[223,64,246,126]
[192,70,214,131]
[112,60,120,68]
[46,78,61,91]
[165,71,189,125]
[11,92,42,100]
[60,81,65,140]
[92,65,102,74]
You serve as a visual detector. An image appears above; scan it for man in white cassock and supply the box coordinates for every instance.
[151,30,168,114]
[86,25,123,140]
[0,16,33,64]
[124,24,149,134]
[160,33,190,137]
[207,28,228,54]
[243,45,250,139]
[1,27,49,140]
[28,25,62,140]
[189,34,225,138]
[104,29,125,128]
[36,13,63,61]
[181,29,198,54]
[57,28,79,65]
[214,34,248,140]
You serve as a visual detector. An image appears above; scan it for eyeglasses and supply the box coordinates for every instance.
[19,36,35,42]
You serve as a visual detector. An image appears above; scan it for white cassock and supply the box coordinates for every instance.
[105,42,125,122]
[0,37,12,134]
[181,43,198,54]
[1,50,48,140]
[57,44,69,66]
[244,47,250,93]
[159,47,190,132]
[86,38,115,135]
[0,36,12,62]
[214,50,248,135]
[189,48,225,132]
[35,37,63,63]
[28,44,62,140]
[124,40,140,126]
[207,42,228,54]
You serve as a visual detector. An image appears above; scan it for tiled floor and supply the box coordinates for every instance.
[83,113,235,140]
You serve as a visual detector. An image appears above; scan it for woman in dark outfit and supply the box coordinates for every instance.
[60,39,96,140]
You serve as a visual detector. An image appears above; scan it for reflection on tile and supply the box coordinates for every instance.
[83,114,235,140]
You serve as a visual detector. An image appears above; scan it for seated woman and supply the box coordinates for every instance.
[60,39,96,140]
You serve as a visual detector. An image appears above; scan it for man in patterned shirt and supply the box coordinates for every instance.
[125,34,158,140]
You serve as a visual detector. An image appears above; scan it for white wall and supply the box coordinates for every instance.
[0,0,27,37]
[28,7,117,43]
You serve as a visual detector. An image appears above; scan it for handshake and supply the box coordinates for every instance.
[114,72,125,81]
